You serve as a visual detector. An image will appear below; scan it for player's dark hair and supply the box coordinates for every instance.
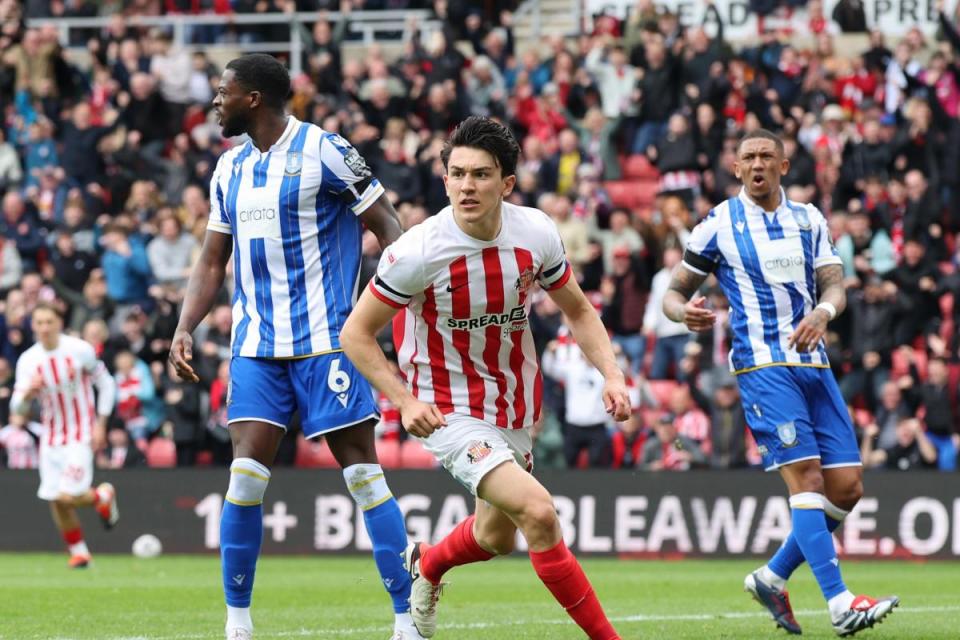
[226,54,291,110]
[33,301,63,321]
[736,128,784,157]
[441,116,520,178]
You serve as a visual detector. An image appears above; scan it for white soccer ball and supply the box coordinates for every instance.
[132,534,163,558]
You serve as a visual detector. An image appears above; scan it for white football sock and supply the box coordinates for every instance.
[69,540,90,557]
[828,590,856,621]
[226,605,253,631]
[394,611,414,629]
[759,565,787,592]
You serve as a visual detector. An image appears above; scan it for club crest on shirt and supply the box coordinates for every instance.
[791,207,811,230]
[466,440,493,464]
[514,266,536,293]
[777,421,798,448]
[285,151,303,176]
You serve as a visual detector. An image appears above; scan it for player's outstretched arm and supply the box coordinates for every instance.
[341,289,446,437]
[546,276,631,421]
[169,231,232,383]
[359,194,403,249]
[788,263,846,352]
[662,264,714,332]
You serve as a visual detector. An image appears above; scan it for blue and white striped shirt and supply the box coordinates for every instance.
[207,117,384,358]
[682,188,842,374]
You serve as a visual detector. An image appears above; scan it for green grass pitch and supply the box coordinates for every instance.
[0,553,957,639]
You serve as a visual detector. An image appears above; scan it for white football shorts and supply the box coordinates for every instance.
[420,414,533,495]
[38,443,94,501]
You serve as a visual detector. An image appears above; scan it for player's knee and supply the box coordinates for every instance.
[226,458,271,506]
[829,479,863,512]
[795,465,825,494]
[518,498,558,537]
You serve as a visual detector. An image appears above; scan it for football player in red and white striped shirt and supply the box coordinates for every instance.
[343,117,629,640]
[11,303,119,568]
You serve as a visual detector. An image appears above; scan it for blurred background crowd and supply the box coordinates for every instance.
[0,0,957,474]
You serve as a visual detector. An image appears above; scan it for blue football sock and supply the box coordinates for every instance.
[364,497,413,613]
[344,464,412,614]
[789,492,847,601]
[222,458,270,609]
[769,497,847,581]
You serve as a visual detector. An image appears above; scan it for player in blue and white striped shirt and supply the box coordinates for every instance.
[663,129,898,637]
[168,54,419,640]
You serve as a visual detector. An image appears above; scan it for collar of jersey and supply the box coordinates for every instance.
[737,186,787,217]
[249,115,298,155]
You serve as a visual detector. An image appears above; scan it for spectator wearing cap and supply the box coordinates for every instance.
[643,247,692,380]
[541,341,613,468]
[706,376,756,468]
[641,412,706,471]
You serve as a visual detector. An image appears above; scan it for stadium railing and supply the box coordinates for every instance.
[26,11,444,76]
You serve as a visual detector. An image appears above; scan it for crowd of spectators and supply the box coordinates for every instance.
[0,0,958,474]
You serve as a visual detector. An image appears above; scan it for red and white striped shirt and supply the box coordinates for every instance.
[371,203,572,430]
[11,335,117,448]
[0,422,41,468]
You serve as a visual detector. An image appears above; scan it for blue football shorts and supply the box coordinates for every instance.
[227,352,380,439]
[736,365,861,471]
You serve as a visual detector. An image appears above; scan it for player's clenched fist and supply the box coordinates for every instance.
[399,398,446,437]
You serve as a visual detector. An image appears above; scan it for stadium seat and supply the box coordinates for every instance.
[399,439,437,469]
[146,438,176,468]
[621,154,660,180]
[648,380,680,408]
[376,439,401,469]
[603,180,660,211]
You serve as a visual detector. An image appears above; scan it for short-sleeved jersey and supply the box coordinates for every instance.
[682,188,842,373]
[208,116,385,358]
[370,203,572,430]
[11,335,116,447]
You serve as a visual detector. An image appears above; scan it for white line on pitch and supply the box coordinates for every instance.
[64,604,960,640]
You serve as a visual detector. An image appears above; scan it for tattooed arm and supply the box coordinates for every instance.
[787,263,845,353]
[662,264,715,332]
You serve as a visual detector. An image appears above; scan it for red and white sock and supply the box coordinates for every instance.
[63,527,90,557]
[529,540,620,640]
[420,515,494,585]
